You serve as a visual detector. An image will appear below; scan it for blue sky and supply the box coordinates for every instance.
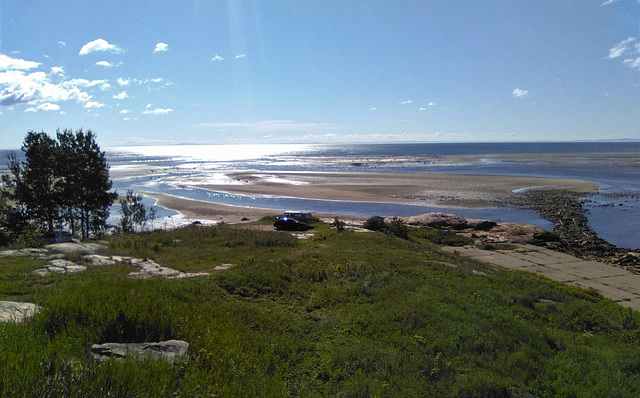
[1,0,638,149]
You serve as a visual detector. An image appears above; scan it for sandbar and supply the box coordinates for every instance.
[140,171,598,224]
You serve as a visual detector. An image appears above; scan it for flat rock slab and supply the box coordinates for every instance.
[0,248,48,259]
[82,254,117,266]
[0,301,39,323]
[45,242,106,254]
[443,244,640,311]
[34,259,87,276]
[4,246,208,280]
[91,340,190,362]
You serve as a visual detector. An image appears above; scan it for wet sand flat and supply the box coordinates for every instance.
[140,171,598,223]
[195,171,599,207]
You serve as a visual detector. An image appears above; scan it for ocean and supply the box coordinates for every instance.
[2,142,639,248]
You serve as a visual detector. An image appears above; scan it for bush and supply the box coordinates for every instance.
[387,217,408,239]
[363,216,409,239]
[363,216,386,232]
[331,217,346,233]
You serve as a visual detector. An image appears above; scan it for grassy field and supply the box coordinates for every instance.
[1,222,639,397]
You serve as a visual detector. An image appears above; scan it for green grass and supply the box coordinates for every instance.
[1,224,639,397]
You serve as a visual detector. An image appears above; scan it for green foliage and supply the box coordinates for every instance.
[1,223,639,396]
[118,190,153,233]
[330,216,346,232]
[0,129,116,242]
[386,216,408,239]
[363,215,386,232]
[363,215,409,239]
[410,227,475,246]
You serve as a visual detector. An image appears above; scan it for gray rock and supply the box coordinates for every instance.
[82,254,117,266]
[405,212,470,230]
[46,242,106,254]
[0,301,39,323]
[91,340,190,363]
[35,259,87,275]
[0,248,48,258]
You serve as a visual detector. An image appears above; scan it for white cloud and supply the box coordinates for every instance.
[100,83,111,91]
[400,100,413,105]
[25,102,60,112]
[113,91,128,100]
[50,66,64,75]
[120,109,130,114]
[0,70,92,106]
[117,77,130,86]
[79,39,123,55]
[143,106,173,115]
[36,102,60,111]
[62,78,106,88]
[607,37,640,69]
[623,57,640,69]
[154,42,169,53]
[57,41,66,48]
[211,55,224,61]
[95,61,114,67]
[0,54,41,71]
[428,101,436,106]
[235,54,246,59]
[419,107,427,111]
[84,101,104,109]
[607,37,636,59]
[512,88,528,98]
[150,77,163,83]
[601,0,620,5]
[370,107,377,111]
[194,120,334,133]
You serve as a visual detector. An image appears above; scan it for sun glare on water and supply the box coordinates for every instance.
[112,144,314,162]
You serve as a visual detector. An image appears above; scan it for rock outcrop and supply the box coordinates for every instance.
[503,189,640,268]
[91,340,190,362]
[33,259,87,276]
[0,301,39,323]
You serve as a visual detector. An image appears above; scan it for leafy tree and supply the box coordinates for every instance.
[57,129,117,238]
[119,190,150,233]
[1,129,117,241]
[10,132,61,233]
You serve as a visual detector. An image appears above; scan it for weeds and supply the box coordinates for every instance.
[0,222,639,396]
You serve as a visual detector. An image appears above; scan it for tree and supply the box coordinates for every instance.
[1,129,117,241]
[11,132,61,234]
[119,190,149,233]
[57,129,117,239]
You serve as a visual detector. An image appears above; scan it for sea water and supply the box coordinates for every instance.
[2,142,639,248]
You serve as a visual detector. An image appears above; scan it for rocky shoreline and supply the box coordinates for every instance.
[500,189,640,270]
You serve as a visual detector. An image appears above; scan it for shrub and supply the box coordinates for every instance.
[363,216,409,239]
[363,216,386,232]
[331,217,346,232]
[387,217,408,239]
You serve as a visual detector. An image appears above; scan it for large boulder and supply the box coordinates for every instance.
[91,340,190,362]
[405,213,470,230]
[0,301,39,323]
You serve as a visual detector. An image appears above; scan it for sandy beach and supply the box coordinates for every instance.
[138,170,599,224]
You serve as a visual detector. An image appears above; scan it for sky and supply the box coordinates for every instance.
[0,0,639,149]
